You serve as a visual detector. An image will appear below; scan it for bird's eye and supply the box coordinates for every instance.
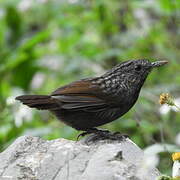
[135,65,142,71]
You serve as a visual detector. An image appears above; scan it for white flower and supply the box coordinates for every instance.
[6,88,33,127]
[159,97,180,115]
[18,0,32,11]
[14,105,33,127]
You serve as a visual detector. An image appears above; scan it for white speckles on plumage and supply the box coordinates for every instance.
[96,78,103,84]
[100,83,105,89]
[104,77,109,80]
[112,78,116,83]
[106,80,111,85]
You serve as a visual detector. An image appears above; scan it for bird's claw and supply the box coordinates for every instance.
[76,128,106,141]
[77,128,129,143]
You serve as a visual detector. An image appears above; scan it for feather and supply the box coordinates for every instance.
[16,95,60,110]
[51,79,101,96]
[50,79,109,111]
[52,95,103,103]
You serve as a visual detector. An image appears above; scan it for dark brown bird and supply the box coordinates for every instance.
[16,59,167,134]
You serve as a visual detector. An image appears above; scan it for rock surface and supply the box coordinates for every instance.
[0,135,160,180]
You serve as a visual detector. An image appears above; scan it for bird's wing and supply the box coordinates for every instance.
[51,79,109,111]
[51,79,101,95]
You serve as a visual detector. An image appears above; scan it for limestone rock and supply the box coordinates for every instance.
[0,135,160,180]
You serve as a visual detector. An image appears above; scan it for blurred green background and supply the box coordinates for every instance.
[0,0,179,175]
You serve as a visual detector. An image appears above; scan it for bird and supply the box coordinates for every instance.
[16,59,168,136]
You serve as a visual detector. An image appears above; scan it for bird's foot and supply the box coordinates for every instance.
[77,128,129,143]
[77,128,109,141]
[89,131,129,141]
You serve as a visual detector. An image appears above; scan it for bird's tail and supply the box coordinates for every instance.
[15,95,60,110]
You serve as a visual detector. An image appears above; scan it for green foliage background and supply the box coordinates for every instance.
[0,0,179,175]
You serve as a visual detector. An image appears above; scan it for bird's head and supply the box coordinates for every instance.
[102,59,168,94]
[117,59,168,88]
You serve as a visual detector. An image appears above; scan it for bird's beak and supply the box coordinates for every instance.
[151,61,168,68]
